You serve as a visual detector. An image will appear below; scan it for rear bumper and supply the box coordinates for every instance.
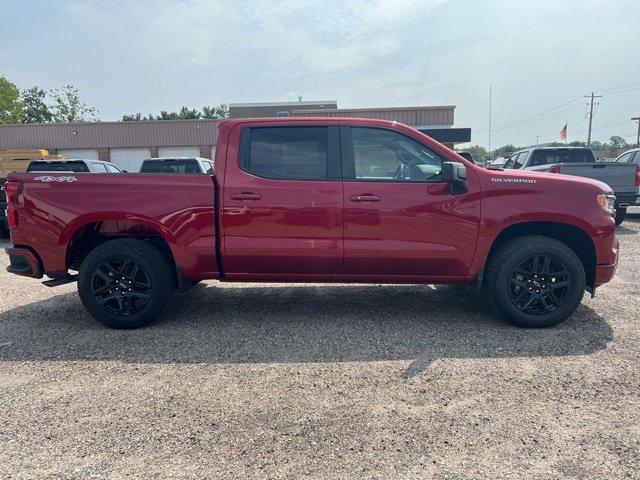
[614,193,639,207]
[5,246,43,278]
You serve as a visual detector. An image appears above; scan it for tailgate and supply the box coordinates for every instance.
[559,163,637,193]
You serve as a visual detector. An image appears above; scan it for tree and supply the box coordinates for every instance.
[458,145,487,163]
[178,106,201,119]
[121,113,155,121]
[21,86,52,123]
[49,85,98,122]
[202,104,229,119]
[609,136,628,149]
[492,144,521,159]
[0,75,23,124]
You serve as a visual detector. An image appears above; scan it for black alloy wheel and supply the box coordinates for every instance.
[92,259,152,316]
[507,254,570,315]
[78,238,174,328]
[484,235,585,328]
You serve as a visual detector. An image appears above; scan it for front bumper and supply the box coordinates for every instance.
[5,246,43,279]
[594,236,619,287]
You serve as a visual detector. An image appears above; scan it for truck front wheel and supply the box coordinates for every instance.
[484,235,585,328]
[78,238,174,328]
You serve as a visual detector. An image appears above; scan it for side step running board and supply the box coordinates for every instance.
[42,274,78,287]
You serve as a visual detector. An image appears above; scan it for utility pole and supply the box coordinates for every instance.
[488,84,492,161]
[585,92,603,145]
[633,116,640,148]
[536,135,540,146]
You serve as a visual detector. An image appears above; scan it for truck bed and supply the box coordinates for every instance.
[557,162,638,197]
[7,172,219,279]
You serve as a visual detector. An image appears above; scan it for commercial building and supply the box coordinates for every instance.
[0,120,218,172]
[229,100,337,118]
[0,100,471,172]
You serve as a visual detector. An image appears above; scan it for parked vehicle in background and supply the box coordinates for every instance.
[614,148,640,164]
[140,157,214,174]
[27,159,123,173]
[456,151,476,164]
[5,117,618,330]
[489,156,510,168]
[504,147,639,225]
[1,149,68,238]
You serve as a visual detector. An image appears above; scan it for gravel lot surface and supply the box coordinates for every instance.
[0,211,639,479]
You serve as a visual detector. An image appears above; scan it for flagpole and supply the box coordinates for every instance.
[565,119,568,144]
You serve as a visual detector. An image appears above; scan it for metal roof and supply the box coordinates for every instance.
[0,120,219,150]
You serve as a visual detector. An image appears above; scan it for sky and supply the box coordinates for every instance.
[1,0,639,149]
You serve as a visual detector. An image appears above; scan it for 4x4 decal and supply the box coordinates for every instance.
[33,176,77,183]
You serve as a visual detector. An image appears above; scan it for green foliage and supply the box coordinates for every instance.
[609,136,629,149]
[202,104,229,119]
[492,144,521,158]
[0,75,23,124]
[121,104,229,122]
[49,85,99,123]
[21,86,52,123]
[457,145,487,160]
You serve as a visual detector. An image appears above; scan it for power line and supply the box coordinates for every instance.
[475,79,640,134]
[595,81,640,94]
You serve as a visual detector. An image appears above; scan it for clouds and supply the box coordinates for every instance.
[1,0,639,148]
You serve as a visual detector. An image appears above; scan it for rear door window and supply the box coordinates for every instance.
[243,127,329,180]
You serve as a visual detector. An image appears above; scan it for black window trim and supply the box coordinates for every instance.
[239,125,341,181]
[340,125,446,183]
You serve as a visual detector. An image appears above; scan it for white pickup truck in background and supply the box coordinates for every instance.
[503,146,640,225]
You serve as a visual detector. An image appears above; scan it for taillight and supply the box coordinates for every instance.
[3,181,22,230]
[636,165,640,187]
[549,164,561,174]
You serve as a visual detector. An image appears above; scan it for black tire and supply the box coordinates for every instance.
[484,235,585,328]
[78,238,174,328]
[615,207,626,226]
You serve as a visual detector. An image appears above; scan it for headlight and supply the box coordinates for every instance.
[596,193,616,215]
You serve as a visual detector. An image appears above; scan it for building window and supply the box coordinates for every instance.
[276,111,290,117]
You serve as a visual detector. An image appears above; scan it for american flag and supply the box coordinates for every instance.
[560,123,567,141]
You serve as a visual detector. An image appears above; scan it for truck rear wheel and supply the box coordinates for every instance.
[78,238,174,329]
[615,207,626,226]
[484,235,585,328]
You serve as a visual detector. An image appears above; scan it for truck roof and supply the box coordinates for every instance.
[218,116,404,129]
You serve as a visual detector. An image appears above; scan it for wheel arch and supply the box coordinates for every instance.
[63,215,177,273]
[485,221,596,289]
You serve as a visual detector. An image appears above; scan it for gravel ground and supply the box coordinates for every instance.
[0,211,639,479]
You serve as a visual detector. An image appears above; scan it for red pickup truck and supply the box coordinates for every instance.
[4,118,618,329]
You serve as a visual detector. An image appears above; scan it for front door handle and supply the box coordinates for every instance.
[230,192,262,201]
[349,194,381,203]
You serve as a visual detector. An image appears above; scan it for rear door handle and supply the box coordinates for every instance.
[230,192,261,201]
[349,194,381,203]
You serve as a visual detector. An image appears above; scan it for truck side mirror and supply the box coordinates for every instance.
[442,161,468,194]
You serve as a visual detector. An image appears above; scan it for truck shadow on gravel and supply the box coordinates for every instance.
[0,284,613,377]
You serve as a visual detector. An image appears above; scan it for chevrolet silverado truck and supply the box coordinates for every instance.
[4,118,619,329]
[503,146,640,225]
